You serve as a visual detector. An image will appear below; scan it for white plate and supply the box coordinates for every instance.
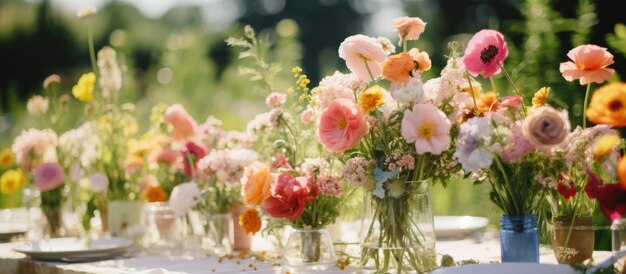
[431,263,582,274]
[434,216,488,238]
[13,237,133,261]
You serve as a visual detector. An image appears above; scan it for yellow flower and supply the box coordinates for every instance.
[239,207,262,235]
[358,85,385,113]
[72,72,96,102]
[587,82,626,128]
[593,134,620,160]
[0,148,14,168]
[1,169,26,195]
[532,87,550,108]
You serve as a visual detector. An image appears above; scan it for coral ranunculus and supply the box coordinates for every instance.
[317,98,369,152]
[240,162,273,206]
[262,173,317,220]
[239,207,262,235]
[382,52,414,83]
[338,35,387,82]
[165,104,198,140]
[462,29,509,78]
[559,44,615,85]
[586,82,626,128]
[401,103,452,155]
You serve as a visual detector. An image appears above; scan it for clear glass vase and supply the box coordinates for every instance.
[500,215,539,262]
[360,180,437,274]
[143,202,182,256]
[201,213,233,256]
[283,228,336,271]
[611,218,626,272]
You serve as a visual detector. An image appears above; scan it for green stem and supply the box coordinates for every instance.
[364,59,376,84]
[582,83,592,129]
[87,19,98,75]
[402,39,408,52]
[490,77,498,98]
[497,63,527,116]
[465,72,479,110]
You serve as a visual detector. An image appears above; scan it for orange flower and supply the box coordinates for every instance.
[409,48,431,72]
[619,157,626,189]
[560,44,615,85]
[586,82,626,128]
[240,162,272,206]
[239,207,262,235]
[478,92,499,112]
[0,148,14,168]
[145,185,167,202]
[382,52,414,83]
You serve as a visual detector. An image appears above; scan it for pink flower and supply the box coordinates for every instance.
[89,173,109,193]
[462,29,509,78]
[316,175,343,197]
[270,153,292,170]
[502,121,534,162]
[157,147,179,166]
[500,96,522,110]
[317,98,369,152]
[262,173,317,220]
[559,44,615,85]
[401,104,451,155]
[12,128,58,171]
[33,163,65,192]
[391,16,426,42]
[165,104,197,140]
[265,92,287,107]
[338,35,387,82]
[300,108,314,124]
[182,141,207,178]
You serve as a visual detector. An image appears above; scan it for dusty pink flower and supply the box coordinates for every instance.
[463,29,509,78]
[300,108,314,124]
[12,128,58,171]
[522,106,570,150]
[502,121,535,162]
[89,173,109,193]
[182,141,207,178]
[270,153,292,170]
[559,44,615,85]
[401,103,451,155]
[500,96,523,110]
[33,163,65,192]
[391,16,426,42]
[316,175,343,197]
[265,92,287,107]
[338,35,387,82]
[342,157,375,187]
[317,98,369,152]
[157,147,179,166]
[262,173,318,220]
[165,104,197,140]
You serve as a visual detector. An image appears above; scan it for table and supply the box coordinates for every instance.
[0,234,614,274]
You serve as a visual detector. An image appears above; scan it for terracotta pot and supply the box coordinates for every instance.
[230,203,252,251]
[552,216,594,264]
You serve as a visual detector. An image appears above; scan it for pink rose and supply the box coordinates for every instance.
[165,104,197,140]
[391,16,427,42]
[462,29,509,78]
[262,173,318,220]
[300,108,314,124]
[265,92,287,107]
[522,106,571,150]
[338,35,387,82]
[317,98,369,152]
[33,163,65,192]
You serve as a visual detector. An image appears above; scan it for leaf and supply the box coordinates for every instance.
[373,168,400,199]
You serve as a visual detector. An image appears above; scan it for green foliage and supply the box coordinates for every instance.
[607,23,626,58]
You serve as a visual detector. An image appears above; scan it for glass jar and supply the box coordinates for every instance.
[611,218,626,272]
[360,180,437,273]
[500,215,539,262]
[284,228,336,271]
[201,213,233,256]
[143,202,182,256]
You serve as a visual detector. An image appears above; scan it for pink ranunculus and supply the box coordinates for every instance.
[168,182,202,217]
[500,96,523,110]
[300,108,314,124]
[462,29,509,78]
[338,35,387,82]
[182,141,207,178]
[559,44,615,85]
[165,104,197,140]
[157,147,179,166]
[391,16,427,42]
[33,163,65,192]
[317,98,369,152]
[265,92,287,107]
[262,173,317,220]
[401,103,452,155]
[89,172,109,193]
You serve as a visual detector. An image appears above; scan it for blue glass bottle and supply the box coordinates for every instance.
[500,215,539,262]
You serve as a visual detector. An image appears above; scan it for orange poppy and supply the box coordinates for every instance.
[145,185,167,202]
[381,52,414,83]
[586,82,626,128]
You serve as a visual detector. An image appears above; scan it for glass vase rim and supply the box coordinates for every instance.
[290,227,330,232]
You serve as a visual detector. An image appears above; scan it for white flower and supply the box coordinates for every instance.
[77,7,97,18]
[168,182,202,217]
[390,75,424,105]
[97,47,122,101]
[26,95,49,115]
[454,117,494,172]
[377,36,396,54]
[89,173,109,193]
